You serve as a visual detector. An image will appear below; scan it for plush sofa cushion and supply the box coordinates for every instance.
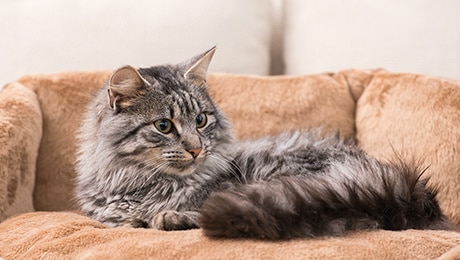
[13,71,356,211]
[0,70,459,258]
[0,83,41,221]
[355,73,460,224]
[0,211,459,259]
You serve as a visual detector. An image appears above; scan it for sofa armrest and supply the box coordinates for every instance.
[0,82,42,222]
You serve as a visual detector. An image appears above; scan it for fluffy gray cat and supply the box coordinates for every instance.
[75,47,450,240]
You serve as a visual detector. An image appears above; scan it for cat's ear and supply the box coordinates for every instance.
[183,46,216,85]
[108,65,147,111]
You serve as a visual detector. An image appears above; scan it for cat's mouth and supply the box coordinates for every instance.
[161,154,208,176]
[160,149,206,176]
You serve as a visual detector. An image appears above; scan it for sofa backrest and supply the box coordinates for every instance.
[3,69,460,229]
[15,71,356,212]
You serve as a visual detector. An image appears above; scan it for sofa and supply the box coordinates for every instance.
[0,69,460,259]
[1,1,460,259]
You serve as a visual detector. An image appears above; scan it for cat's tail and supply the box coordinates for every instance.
[199,160,452,240]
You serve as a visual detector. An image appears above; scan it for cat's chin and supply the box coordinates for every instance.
[163,165,198,177]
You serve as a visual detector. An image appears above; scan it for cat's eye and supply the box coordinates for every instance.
[154,119,173,134]
[196,113,207,128]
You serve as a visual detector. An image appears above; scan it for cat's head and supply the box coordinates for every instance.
[91,47,233,176]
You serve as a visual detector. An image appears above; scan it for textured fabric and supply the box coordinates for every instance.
[0,212,459,259]
[355,73,460,227]
[16,71,110,211]
[0,83,42,222]
[0,70,459,259]
[16,71,356,211]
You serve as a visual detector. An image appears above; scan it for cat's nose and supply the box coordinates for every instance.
[187,148,202,158]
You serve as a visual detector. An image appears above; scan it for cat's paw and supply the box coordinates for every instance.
[152,210,200,231]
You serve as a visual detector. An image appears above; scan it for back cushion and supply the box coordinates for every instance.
[18,71,355,211]
[355,72,460,227]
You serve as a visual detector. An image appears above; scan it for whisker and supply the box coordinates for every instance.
[126,159,169,195]
[209,153,245,184]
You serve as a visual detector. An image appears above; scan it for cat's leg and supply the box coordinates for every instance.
[95,215,150,228]
[117,218,150,228]
[151,210,200,231]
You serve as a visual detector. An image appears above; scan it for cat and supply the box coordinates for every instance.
[75,47,451,240]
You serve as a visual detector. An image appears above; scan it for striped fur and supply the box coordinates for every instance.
[75,48,450,239]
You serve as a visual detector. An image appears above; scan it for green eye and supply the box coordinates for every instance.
[154,119,173,134]
[196,113,207,128]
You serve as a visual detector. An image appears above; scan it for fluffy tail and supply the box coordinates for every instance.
[199,161,451,240]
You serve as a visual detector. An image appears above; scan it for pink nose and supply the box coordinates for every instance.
[187,148,202,158]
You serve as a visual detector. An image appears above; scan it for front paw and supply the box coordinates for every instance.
[152,210,200,231]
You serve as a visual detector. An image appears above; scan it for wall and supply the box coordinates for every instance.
[0,0,458,89]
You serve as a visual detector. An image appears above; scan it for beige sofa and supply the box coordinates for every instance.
[0,69,459,259]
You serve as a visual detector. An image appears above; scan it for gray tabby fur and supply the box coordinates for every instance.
[75,47,451,240]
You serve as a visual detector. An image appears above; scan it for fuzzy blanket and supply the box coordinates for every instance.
[1,69,460,259]
[1,211,459,259]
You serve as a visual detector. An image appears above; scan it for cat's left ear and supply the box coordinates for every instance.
[183,46,216,85]
[108,65,147,111]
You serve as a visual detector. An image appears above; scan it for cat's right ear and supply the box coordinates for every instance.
[108,66,147,111]
[183,46,216,86]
